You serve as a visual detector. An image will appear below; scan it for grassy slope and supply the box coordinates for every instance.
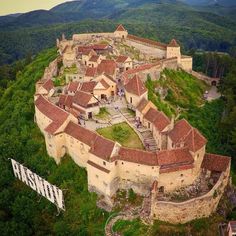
[97,122,144,150]
[0,48,110,235]
[146,69,209,117]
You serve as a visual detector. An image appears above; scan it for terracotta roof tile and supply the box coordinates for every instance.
[153,112,170,132]
[80,81,97,93]
[144,108,159,123]
[116,55,129,63]
[67,81,80,93]
[144,107,170,132]
[118,147,158,166]
[97,60,116,76]
[42,79,54,92]
[90,135,115,161]
[99,79,110,89]
[115,24,126,32]
[85,67,97,77]
[169,119,207,152]
[73,90,94,108]
[136,98,149,113]
[201,153,231,172]
[59,94,73,108]
[157,148,194,168]
[168,39,180,47]
[89,55,99,62]
[35,95,69,134]
[124,64,156,75]
[124,74,147,96]
[169,119,192,143]
[64,121,97,147]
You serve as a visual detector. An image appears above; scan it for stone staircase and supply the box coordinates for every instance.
[121,111,158,152]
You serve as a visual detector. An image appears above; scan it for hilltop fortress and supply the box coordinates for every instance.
[34,25,230,224]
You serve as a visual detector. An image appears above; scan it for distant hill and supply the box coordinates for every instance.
[181,0,236,6]
[0,0,235,65]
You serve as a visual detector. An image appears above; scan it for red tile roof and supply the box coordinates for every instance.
[69,108,80,118]
[184,128,207,153]
[85,67,97,77]
[144,108,159,123]
[90,135,115,161]
[127,34,167,49]
[124,63,157,76]
[136,98,149,113]
[157,148,194,168]
[83,49,97,56]
[115,24,126,32]
[99,79,110,89]
[42,79,54,92]
[35,95,69,134]
[168,119,207,152]
[87,160,110,174]
[97,60,116,76]
[73,90,95,108]
[118,147,158,166]
[144,108,170,132]
[168,39,180,47]
[116,55,129,63]
[80,81,97,93]
[64,121,97,147]
[201,153,231,172]
[58,94,73,108]
[89,55,99,62]
[91,44,108,50]
[124,74,147,96]
[67,81,80,93]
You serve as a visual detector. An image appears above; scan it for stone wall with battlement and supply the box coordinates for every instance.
[72,32,115,42]
[150,164,230,224]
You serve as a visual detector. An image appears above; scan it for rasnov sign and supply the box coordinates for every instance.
[10,159,65,211]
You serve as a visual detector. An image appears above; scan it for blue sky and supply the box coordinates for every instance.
[0,0,74,16]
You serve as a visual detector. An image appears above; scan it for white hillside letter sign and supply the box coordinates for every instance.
[10,159,65,211]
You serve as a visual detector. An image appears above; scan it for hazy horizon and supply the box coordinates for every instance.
[0,0,75,16]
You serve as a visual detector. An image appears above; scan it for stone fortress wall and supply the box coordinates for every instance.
[34,25,231,224]
[151,163,230,224]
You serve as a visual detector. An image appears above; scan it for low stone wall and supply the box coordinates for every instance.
[191,70,220,85]
[150,166,230,224]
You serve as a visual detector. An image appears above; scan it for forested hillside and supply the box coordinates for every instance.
[0,0,236,65]
[1,47,235,235]
[0,48,110,235]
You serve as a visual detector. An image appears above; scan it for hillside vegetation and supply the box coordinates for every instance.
[145,69,209,117]
[0,47,235,235]
[0,48,109,235]
[0,0,236,65]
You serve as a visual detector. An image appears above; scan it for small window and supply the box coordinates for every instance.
[181,180,184,183]
[95,175,99,179]
[115,161,118,166]
[122,162,124,165]
[103,161,106,166]
[49,144,52,148]
[180,174,183,177]
[152,167,154,169]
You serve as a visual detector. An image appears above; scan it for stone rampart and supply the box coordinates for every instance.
[150,165,230,224]
[73,32,114,42]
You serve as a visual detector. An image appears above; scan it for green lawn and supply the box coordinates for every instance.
[96,122,144,150]
[94,107,111,120]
